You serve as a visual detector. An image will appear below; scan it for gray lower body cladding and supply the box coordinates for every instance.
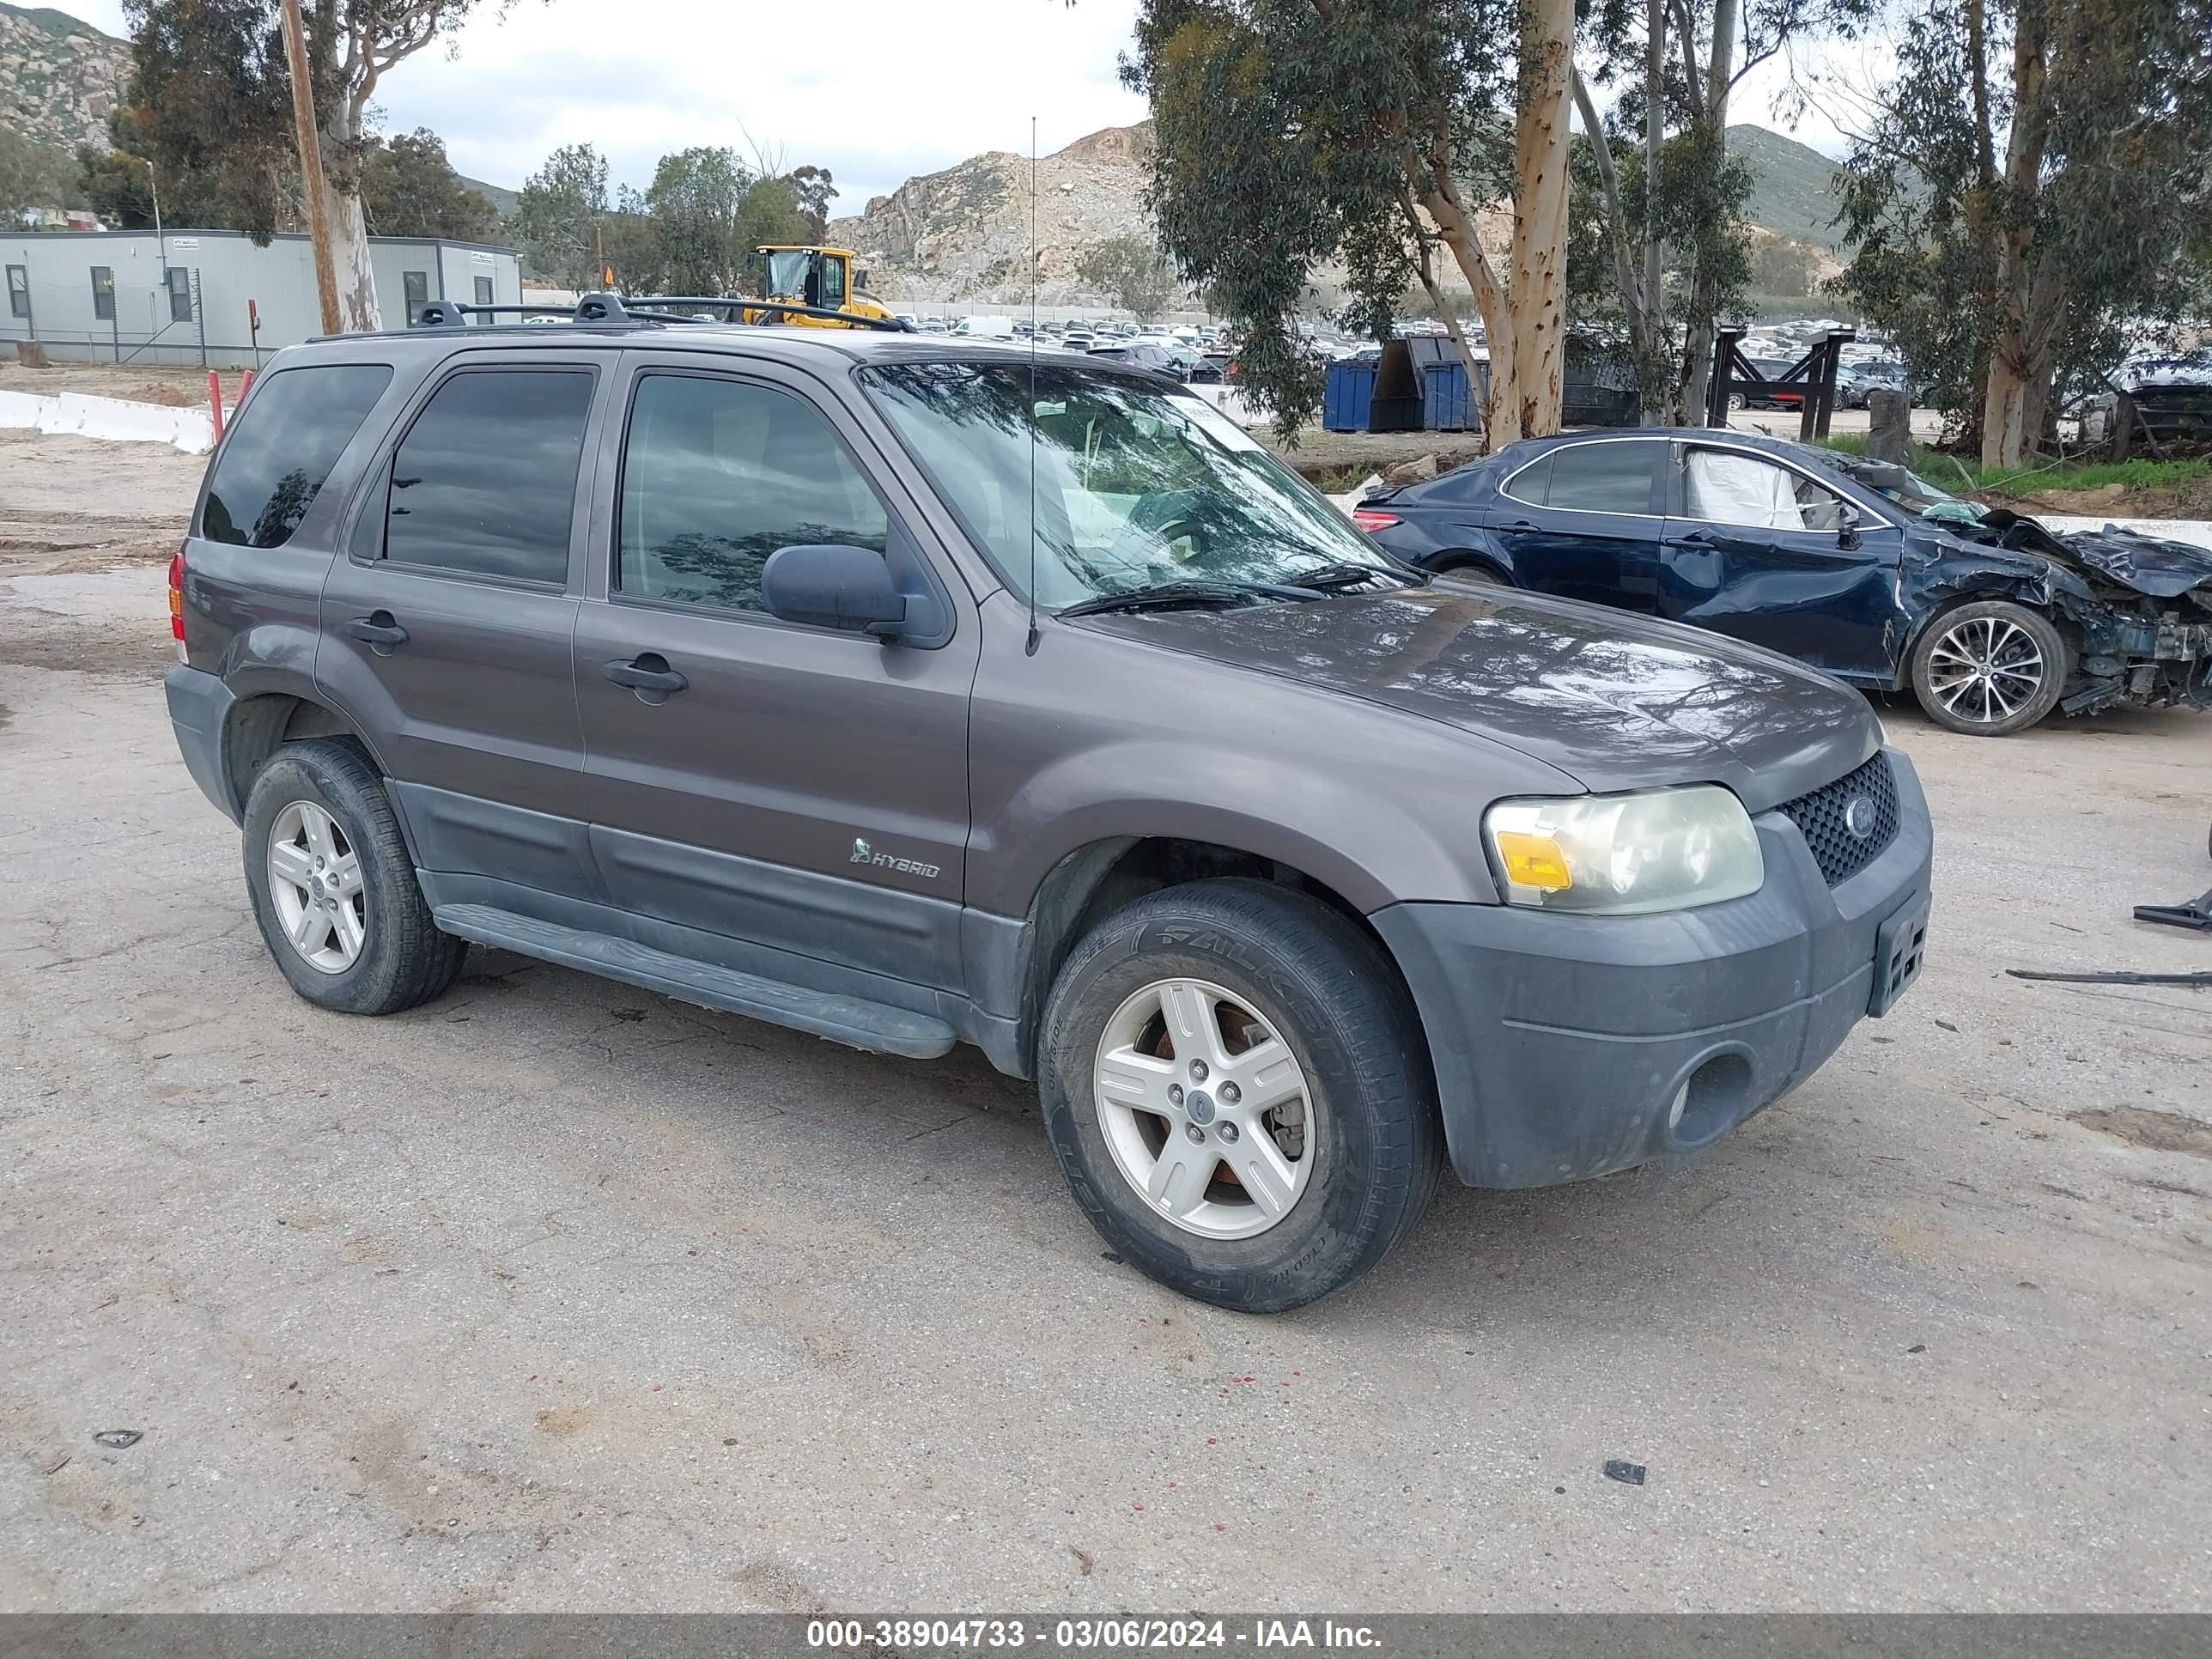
[1372,750,1934,1190]
[167,664,241,822]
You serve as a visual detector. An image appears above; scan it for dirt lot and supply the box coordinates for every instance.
[2,436,2209,1613]
[0,361,252,409]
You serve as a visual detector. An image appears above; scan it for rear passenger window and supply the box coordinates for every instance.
[383,369,593,584]
[201,364,393,548]
[1543,443,1658,514]
[617,374,889,614]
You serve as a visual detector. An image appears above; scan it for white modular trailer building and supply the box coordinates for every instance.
[1,228,522,369]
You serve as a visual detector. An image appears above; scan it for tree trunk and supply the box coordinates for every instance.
[1678,0,1738,421]
[1508,0,1575,438]
[1979,9,2048,468]
[1407,146,1520,446]
[325,180,382,332]
[326,95,382,334]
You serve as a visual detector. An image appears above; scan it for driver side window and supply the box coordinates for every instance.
[617,374,889,614]
[1685,449,1853,532]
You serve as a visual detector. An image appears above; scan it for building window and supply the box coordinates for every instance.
[5,265,27,320]
[165,266,192,323]
[91,266,115,321]
[471,274,494,323]
[403,270,428,323]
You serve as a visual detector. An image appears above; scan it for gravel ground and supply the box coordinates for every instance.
[1,439,2209,1614]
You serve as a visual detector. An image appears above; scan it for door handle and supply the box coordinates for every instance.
[1671,531,1715,547]
[602,654,688,698]
[1498,520,1539,532]
[347,611,408,649]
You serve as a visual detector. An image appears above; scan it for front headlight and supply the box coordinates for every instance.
[1483,785,1764,915]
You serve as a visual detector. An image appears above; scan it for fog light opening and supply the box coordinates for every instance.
[1671,1052,1754,1147]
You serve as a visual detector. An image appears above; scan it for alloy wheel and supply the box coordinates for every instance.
[1091,977,1317,1240]
[1924,614,2046,726]
[267,800,367,974]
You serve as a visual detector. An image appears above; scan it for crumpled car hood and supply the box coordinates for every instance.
[1080,584,1879,812]
[2045,525,2212,600]
[1942,508,2212,603]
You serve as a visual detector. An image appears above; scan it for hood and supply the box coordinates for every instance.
[1080,585,1878,811]
[2047,524,2212,601]
[1942,509,2212,603]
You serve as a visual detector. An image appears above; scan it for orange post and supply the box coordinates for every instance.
[208,369,225,441]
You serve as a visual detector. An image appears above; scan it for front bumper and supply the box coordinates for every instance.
[1371,749,1933,1189]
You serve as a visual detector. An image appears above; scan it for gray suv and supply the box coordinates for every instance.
[165,299,1932,1310]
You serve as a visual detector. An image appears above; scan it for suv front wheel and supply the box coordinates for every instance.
[242,738,466,1015]
[1038,878,1443,1312]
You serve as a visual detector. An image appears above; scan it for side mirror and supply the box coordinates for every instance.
[854,266,870,290]
[1836,500,1863,547]
[762,544,908,638]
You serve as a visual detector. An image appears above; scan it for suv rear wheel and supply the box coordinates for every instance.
[1909,599,2068,736]
[1038,878,1443,1312]
[242,738,465,1014]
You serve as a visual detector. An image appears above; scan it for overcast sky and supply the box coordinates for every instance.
[47,0,1867,208]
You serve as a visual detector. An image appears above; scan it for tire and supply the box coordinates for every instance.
[1037,878,1444,1312]
[241,738,465,1014]
[1437,559,1503,586]
[1909,599,2069,736]
[1727,392,1748,411]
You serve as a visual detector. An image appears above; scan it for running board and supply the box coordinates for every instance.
[431,903,957,1059]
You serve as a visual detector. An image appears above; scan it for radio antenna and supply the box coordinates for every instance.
[1024,113,1041,657]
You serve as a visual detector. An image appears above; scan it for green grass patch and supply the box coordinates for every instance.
[1815,434,2211,499]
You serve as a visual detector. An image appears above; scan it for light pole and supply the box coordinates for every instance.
[278,0,342,334]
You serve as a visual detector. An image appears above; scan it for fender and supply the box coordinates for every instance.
[970,736,1487,920]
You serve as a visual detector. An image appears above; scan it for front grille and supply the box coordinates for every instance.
[1776,750,1899,886]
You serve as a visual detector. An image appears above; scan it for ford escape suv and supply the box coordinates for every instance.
[165,297,1933,1311]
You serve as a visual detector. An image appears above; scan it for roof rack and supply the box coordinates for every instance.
[410,291,914,332]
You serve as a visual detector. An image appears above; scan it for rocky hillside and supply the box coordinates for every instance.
[832,118,1851,311]
[827,123,1163,306]
[0,2,128,154]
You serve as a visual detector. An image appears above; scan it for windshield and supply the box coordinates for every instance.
[860,362,1398,608]
[764,251,812,297]
[1827,453,1986,522]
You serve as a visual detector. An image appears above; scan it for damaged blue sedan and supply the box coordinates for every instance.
[1353,428,2212,736]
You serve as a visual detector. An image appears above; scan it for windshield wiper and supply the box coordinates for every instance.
[1286,561,1425,591]
[1057,580,1262,618]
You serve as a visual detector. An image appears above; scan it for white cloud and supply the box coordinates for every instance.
[46,0,1152,204]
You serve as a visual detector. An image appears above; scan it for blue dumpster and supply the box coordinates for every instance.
[1423,362,1472,430]
[1323,362,1376,431]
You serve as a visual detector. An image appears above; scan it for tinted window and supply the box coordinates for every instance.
[1544,443,1657,514]
[201,364,393,548]
[166,266,191,322]
[618,374,887,614]
[6,265,26,319]
[91,266,114,320]
[384,369,592,583]
[403,270,429,322]
[821,257,846,307]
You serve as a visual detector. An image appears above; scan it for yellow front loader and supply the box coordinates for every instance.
[744,246,896,328]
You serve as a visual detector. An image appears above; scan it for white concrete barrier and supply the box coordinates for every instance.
[0,389,215,454]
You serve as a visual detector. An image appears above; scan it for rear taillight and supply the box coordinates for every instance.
[168,547,186,659]
[1351,507,1401,532]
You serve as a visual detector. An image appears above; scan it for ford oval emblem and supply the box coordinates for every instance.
[1844,795,1877,839]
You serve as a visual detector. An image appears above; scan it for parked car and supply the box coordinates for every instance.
[1352,428,2212,735]
[1087,342,1190,380]
[167,318,1932,1311]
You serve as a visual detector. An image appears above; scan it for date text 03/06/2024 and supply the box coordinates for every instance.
[804,1619,1382,1650]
